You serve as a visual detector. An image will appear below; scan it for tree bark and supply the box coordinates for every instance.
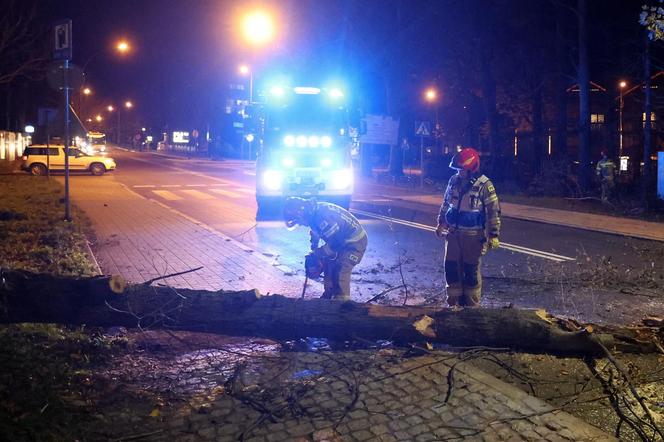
[642,30,653,208]
[1,270,661,356]
[577,0,591,192]
[554,3,568,160]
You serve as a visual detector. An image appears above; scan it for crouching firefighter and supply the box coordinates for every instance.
[435,147,501,307]
[284,197,367,301]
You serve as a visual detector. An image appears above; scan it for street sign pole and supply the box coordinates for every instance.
[63,59,71,221]
[54,19,73,221]
[420,135,424,188]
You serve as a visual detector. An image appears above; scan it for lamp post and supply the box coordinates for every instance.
[238,64,253,104]
[619,80,627,157]
[422,87,439,187]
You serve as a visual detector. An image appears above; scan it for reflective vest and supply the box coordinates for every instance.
[439,174,501,237]
[308,202,366,256]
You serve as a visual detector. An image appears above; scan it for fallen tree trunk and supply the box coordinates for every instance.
[1,270,661,355]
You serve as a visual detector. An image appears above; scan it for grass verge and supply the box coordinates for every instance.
[0,172,96,276]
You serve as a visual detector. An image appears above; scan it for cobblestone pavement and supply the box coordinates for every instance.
[64,176,306,295]
[123,348,613,442]
[66,176,612,441]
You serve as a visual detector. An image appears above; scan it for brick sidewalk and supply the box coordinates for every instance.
[146,350,613,442]
[68,176,612,441]
[65,176,305,295]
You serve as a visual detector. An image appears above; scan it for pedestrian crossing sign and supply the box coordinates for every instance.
[415,121,431,137]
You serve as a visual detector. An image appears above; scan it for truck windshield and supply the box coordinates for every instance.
[263,95,346,142]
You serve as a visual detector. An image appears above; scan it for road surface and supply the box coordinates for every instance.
[63,147,664,325]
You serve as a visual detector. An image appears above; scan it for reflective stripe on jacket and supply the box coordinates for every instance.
[308,202,367,258]
[438,173,501,237]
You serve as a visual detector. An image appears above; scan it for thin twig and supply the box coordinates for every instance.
[142,266,203,286]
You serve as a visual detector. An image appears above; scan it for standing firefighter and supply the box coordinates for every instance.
[283,197,367,301]
[596,150,616,202]
[435,148,501,307]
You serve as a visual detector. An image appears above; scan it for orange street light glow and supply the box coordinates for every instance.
[116,41,130,52]
[425,88,438,102]
[239,64,250,75]
[95,115,103,122]
[241,10,275,45]
[83,87,91,95]
[125,101,133,108]
[107,105,114,112]
[619,80,627,88]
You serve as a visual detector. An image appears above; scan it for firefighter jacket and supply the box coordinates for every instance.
[438,173,501,238]
[307,202,367,258]
[596,158,616,181]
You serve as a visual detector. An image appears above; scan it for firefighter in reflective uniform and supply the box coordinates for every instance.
[435,148,501,307]
[284,197,367,301]
[595,150,616,202]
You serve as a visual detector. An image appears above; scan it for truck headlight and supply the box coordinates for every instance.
[262,170,283,190]
[329,169,353,190]
[321,136,332,148]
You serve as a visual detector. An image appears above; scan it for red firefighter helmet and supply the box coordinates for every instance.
[450,147,480,173]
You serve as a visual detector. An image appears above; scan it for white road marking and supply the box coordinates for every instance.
[162,184,182,188]
[244,171,256,176]
[186,184,207,187]
[234,187,255,194]
[152,190,183,201]
[133,185,156,188]
[181,189,215,200]
[209,188,243,198]
[352,209,576,263]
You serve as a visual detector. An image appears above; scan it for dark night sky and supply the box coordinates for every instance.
[24,0,652,132]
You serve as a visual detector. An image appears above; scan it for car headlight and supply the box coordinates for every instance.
[329,168,353,190]
[262,170,283,190]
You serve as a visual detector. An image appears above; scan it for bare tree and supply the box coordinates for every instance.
[0,0,47,85]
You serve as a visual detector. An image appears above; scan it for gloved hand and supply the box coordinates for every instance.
[304,253,323,279]
[488,237,500,250]
[435,223,449,238]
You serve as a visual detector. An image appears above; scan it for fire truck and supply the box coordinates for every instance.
[254,84,353,219]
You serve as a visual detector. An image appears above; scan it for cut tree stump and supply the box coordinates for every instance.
[0,270,661,355]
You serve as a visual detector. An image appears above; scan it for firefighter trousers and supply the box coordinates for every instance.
[322,235,368,301]
[444,229,484,307]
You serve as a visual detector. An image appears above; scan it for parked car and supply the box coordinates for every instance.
[21,144,117,176]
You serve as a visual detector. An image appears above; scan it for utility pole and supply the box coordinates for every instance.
[54,19,73,222]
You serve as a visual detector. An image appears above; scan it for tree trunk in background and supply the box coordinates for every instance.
[532,85,544,175]
[480,45,500,177]
[554,3,568,160]
[642,30,653,208]
[577,0,591,192]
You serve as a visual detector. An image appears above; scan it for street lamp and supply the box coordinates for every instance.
[107,105,114,112]
[116,40,130,53]
[241,10,275,46]
[83,87,91,95]
[125,101,133,109]
[95,115,103,122]
[619,80,627,157]
[424,88,437,102]
[238,64,253,103]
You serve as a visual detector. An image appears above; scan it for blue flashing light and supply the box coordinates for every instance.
[329,88,344,98]
[270,86,285,96]
[294,86,321,95]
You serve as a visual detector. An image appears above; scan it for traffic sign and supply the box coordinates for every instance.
[46,61,84,91]
[53,20,72,60]
[415,121,431,137]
